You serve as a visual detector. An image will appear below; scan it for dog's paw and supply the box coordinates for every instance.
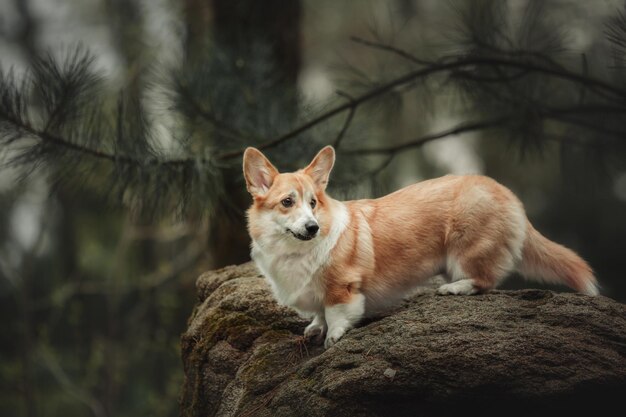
[304,321,326,343]
[437,279,478,296]
[324,326,346,349]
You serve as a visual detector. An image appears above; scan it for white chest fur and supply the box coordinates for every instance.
[250,203,348,316]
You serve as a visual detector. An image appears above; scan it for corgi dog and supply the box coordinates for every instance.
[243,146,598,348]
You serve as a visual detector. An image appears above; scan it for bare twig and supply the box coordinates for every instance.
[369,153,396,176]
[342,106,625,161]
[333,90,357,148]
[545,113,626,140]
[344,116,511,155]
[450,68,532,83]
[350,36,433,66]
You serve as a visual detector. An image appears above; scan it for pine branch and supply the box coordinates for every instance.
[605,9,626,51]
[2,113,126,163]
[6,55,622,166]
[218,54,626,160]
[174,80,258,143]
[3,34,626,218]
[0,113,202,167]
[4,49,624,172]
[0,49,227,218]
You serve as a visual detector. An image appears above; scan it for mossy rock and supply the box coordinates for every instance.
[180,263,626,417]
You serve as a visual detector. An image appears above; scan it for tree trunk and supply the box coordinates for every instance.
[183,0,302,267]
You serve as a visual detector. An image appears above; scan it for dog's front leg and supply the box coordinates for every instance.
[304,313,327,343]
[324,292,365,349]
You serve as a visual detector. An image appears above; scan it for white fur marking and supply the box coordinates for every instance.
[290,198,317,236]
[251,202,349,316]
[304,314,327,340]
[437,279,477,295]
[446,257,466,282]
[584,280,599,296]
[508,202,528,264]
[324,293,365,348]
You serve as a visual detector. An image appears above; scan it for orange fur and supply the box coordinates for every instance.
[243,146,598,347]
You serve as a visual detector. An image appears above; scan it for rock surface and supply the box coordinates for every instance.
[180,263,626,417]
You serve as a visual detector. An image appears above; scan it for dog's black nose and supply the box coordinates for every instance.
[305,221,319,235]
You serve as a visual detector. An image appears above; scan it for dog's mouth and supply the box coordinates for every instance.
[287,229,315,241]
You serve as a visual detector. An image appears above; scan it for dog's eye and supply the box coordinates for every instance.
[281,198,293,208]
[310,199,317,209]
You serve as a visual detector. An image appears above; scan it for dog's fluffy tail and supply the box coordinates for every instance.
[519,223,598,296]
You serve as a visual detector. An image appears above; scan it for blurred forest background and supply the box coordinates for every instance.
[1,0,625,416]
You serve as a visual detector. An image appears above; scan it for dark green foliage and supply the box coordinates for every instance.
[0,47,229,219]
[2,2,626,417]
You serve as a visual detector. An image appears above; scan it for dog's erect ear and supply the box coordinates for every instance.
[243,147,279,196]
[304,146,335,190]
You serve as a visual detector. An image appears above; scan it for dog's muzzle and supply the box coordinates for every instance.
[288,221,319,241]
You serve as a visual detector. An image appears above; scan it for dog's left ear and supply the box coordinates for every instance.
[304,146,335,190]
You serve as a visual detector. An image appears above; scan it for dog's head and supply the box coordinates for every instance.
[243,146,335,244]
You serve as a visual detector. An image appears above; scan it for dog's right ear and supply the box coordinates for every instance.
[243,147,279,196]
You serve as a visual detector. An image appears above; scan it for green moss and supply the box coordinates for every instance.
[238,332,303,387]
[257,329,292,342]
[198,309,260,351]
[182,308,268,416]
[182,309,302,415]
[239,354,273,384]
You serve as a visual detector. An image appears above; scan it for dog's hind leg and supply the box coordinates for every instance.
[438,242,519,296]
